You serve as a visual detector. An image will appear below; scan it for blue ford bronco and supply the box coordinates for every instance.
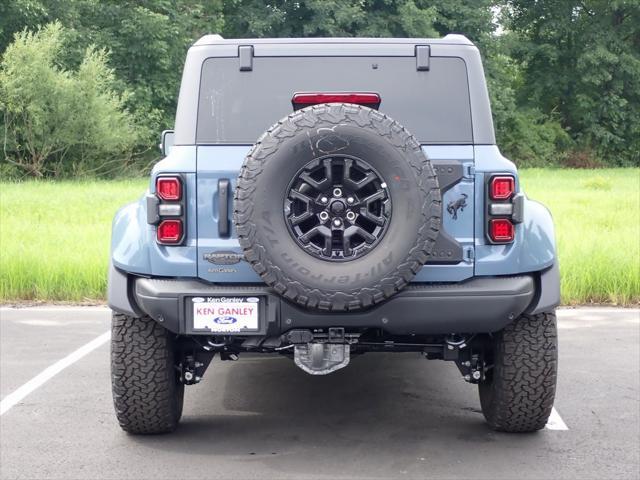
[108,34,559,434]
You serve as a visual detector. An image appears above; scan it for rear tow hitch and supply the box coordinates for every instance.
[177,350,215,385]
[442,335,486,384]
[287,328,356,375]
[179,354,204,385]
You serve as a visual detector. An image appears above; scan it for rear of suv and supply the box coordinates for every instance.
[108,34,560,434]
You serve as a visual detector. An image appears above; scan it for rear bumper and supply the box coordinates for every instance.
[126,274,540,336]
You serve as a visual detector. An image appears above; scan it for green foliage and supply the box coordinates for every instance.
[221,0,498,39]
[504,0,640,166]
[0,0,224,152]
[0,23,142,177]
[0,0,47,50]
[483,49,571,166]
[222,0,438,37]
[1,1,638,174]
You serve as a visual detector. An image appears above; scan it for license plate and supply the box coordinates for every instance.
[192,296,260,333]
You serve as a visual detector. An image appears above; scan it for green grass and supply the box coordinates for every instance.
[519,168,639,305]
[0,179,147,302]
[1,168,638,304]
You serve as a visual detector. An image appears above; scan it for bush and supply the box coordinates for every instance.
[561,149,605,169]
[499,108,573,167]
[0,22,145,177]
[486,52,573,167]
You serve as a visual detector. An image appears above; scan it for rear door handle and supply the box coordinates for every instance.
[218,179,230,237]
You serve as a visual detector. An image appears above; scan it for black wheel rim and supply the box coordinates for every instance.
[284,155,391,261]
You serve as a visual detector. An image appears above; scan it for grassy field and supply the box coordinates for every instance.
[1,169,638,305]
[0,180,147,302]
[519,169,639,305]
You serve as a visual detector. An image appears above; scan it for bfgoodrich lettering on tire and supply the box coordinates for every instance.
[234,103,441,311]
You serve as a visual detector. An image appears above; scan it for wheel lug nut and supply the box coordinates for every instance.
[333,218,342,227]
[346,211,356,221]
[332,188,342,197]
[320,196,328,204]
[347,196,355,204]
[319,212,329,221]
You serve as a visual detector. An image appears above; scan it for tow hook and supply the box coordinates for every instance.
[178,351,215,385]
[179,354,202,385]
[456,354,485,384]
[443,335,485,384]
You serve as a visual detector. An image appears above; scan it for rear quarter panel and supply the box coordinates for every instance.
[111,146,198,277]
[473,145,556,275]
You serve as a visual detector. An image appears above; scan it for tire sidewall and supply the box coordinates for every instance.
[246,120,431,293]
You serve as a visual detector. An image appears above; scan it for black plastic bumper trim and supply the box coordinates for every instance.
[133,275,536,335]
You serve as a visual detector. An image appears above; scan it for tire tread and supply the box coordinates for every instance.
[110,313,183,434]
[479,311,558,432]
[234,103,441,311]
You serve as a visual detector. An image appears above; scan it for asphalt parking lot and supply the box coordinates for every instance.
[0,306,638,480]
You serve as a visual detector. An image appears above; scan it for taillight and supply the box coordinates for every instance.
[149,174,186,245]
[486,174,520,244]
[489,219,514,243]
[490,176,515,200]
[157,219,183,244]
[292,92,381,110]
[156,177,182,201]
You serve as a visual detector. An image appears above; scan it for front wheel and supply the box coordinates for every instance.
[110,313,184,434]
[479,311,558,432]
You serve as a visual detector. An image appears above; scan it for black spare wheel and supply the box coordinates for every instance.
[234,103,441,311]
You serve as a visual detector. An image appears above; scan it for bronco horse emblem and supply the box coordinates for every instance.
[447,193,468,220]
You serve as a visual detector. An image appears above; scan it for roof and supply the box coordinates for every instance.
[192,34,474,47]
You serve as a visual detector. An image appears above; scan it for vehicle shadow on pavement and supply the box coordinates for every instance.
[129,353,548,459]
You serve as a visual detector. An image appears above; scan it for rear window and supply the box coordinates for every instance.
[196,56,472,144]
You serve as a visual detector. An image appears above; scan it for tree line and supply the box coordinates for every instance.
[1,0,638,178]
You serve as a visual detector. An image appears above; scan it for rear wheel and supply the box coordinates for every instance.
[111,313,184,434]
[479,311,558,432]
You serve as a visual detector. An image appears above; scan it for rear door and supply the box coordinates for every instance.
[196,44,475,283]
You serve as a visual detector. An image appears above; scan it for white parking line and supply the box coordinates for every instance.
[0,330,111,415]
[545,407,569,430]
[0,307,572,431]
[0,306,110,312]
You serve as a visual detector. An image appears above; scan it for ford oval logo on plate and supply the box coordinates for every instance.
[213,316,237,325]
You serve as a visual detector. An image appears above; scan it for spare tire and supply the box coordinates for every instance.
[234,103,441,311]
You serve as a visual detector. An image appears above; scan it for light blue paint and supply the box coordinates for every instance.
[474,195,556,275]
[196,146,261,282]
[474,145,517,174]
[150,145,197,176]
[471,145,556,275]
[112,173,198,277]
[110,143,557,283]
[111,197,151,274]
